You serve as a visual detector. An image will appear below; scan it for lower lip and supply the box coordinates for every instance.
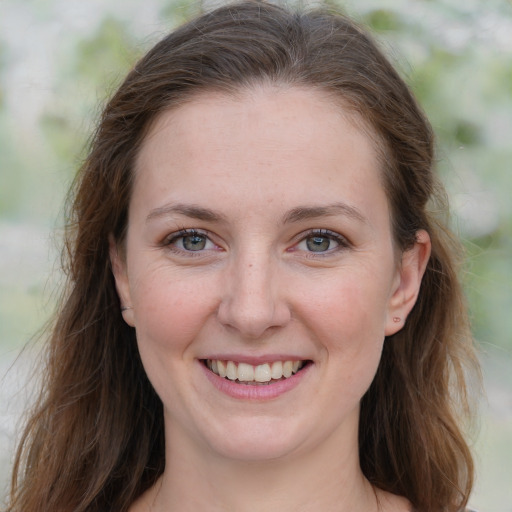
[199,361,311,400]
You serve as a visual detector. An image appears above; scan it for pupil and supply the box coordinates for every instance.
[307,236,330,252]
[183,235,206,251]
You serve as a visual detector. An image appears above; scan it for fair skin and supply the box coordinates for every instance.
[111,86,430,512]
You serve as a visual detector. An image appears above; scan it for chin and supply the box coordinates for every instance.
[200,418,308,462]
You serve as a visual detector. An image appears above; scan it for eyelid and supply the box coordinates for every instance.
[164,227,207,243]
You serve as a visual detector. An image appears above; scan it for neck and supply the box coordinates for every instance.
[149,421,378,512]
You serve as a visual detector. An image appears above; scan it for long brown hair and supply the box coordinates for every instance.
[7,2,479,511]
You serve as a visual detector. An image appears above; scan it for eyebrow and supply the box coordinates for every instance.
[282,202,368,225]
[146,203,227,223]
[146,201,367,225]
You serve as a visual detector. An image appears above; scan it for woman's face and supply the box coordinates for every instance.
[112,87,428,462]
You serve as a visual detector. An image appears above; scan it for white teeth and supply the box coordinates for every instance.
[271,361,283,379]
[237,362,255,382]
[206,359,305,383]
[254,363,271,383]
[226,361,237,381]
[217,360,227,378]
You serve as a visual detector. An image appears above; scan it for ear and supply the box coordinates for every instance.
[385,230,431,336]
[109,235,135,327]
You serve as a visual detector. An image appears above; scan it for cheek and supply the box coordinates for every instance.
[299,272,390,346]
[297,271,390,390]
[130,266,218,354]
[130,269,220,408]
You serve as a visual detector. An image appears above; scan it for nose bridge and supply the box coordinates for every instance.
[218,245,289,338]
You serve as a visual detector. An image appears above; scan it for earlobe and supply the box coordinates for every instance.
[109,235,135,327]
[385,230,431,336]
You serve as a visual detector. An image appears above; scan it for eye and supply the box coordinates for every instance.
[166,230,216,252]
[304,235,336,252]
[295,230,347,254]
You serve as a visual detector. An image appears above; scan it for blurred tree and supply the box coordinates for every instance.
[40,16,140,164]
[160,0,203,25]
[0,38,25,218]
[350,0,512,352]
[0,40,5,108]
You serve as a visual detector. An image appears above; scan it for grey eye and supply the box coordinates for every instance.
[182,234,208,251]
[306,235,334,252]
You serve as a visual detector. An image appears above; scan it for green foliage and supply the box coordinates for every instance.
[160,0,203,25]
[40,113,78,161]
[465,234,512,349]
[74,16,140,94]
[39,16,140,176]
[454,120,481,146]
[363,9,403,32]
[0,117,24,217]
[352,1,512,352]
[0,41,6,108]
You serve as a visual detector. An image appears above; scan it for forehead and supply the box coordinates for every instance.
[136,86,381,172]
[132,86,389,226]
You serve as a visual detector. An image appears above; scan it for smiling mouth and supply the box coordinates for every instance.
[202,359,309,385]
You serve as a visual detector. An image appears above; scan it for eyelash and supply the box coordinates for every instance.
[163,228,349,257]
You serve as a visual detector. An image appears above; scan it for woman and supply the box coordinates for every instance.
[7,2,479,511]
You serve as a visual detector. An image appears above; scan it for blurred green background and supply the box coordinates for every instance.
[1,0,511,510]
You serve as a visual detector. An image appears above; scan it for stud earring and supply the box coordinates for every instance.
[392,316,401,323]
[121,306,133,312]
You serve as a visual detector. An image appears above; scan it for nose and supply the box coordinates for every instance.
[217,251,291,339]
